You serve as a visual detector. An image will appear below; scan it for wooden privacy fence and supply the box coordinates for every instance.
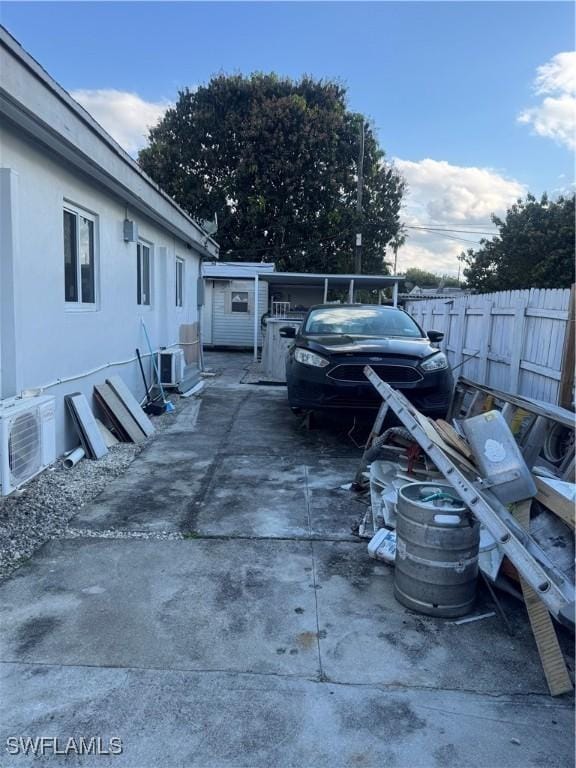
[405,287,574,406]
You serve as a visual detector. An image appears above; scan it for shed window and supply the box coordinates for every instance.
[63,206,96,304]
[176,257,184,307]
[137,242,151,305]
[231,291,249,313]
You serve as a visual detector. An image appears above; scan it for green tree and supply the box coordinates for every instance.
[403,268,460,288]
[139,74,404,273]
[459,194,575,292]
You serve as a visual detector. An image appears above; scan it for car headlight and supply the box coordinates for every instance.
[294,348,329,368]
[420,352,449,372]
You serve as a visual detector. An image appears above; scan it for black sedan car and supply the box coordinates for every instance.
[281,304,453,418]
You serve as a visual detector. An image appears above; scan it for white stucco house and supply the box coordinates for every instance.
[0,27,219,460]
[202,262,275,348]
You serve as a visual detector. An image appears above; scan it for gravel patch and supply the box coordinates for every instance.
[0,393,192,582]
[65,528,185,540]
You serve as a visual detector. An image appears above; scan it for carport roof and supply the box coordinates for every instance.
[258,272,403,288]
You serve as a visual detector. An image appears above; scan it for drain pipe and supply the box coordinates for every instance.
[64,446,85,468]
[197,256,205,372]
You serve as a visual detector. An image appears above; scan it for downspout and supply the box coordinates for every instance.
[253,273,259,362]
[197,255,205,372]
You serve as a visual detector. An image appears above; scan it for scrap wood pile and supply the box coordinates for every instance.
[64,374,157,467]
[354,369,575,697]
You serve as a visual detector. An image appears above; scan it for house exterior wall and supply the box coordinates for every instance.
[203,279,268,347]
[0,124,203,455]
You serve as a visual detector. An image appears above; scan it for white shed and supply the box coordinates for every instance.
[0,28,219,457]
[202,262,275,348]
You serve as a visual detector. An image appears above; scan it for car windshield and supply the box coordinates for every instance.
[304,307,423,338]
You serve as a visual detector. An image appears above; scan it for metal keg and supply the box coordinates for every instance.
[394,482,480,618]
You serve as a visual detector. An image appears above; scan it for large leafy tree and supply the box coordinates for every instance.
[459,193,575,292]
[139,74,404,273]
[403,268,460,288]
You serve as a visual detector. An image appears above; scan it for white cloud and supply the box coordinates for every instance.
[70,89,172,155]
[518,52,576,151]
[392,158,526,276]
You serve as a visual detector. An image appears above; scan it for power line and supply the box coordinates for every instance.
[404,227,482,246]
[404,225,497,236]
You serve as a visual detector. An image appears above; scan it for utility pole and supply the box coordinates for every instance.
[354,118,365,274]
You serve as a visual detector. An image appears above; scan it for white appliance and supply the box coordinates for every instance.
[0,395,56,496]
[157,348,185,387]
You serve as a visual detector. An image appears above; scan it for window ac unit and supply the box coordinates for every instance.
[0,395,56,497]
[158,349,185,387]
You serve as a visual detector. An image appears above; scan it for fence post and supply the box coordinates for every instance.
[442,301,451,360]
[476,300,493,385]
[453,304,467,373]
[509,298,528,395]
[559,284,575,409]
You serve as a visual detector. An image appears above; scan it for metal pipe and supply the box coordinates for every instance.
[253,273,259,362]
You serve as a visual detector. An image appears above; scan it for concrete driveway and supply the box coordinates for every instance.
[0,351,573,768]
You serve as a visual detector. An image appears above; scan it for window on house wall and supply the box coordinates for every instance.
[137,242,151,305]
[176,257,184,307]
[63,206,96,304]
[231,291,249,313]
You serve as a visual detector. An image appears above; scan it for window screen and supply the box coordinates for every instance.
[63,207,96,304]
[231,291,249,312]
[176,258,184,307]
[63,210,78,302]
[137,243,151,305]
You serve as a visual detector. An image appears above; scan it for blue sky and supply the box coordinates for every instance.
[2,1,574,274]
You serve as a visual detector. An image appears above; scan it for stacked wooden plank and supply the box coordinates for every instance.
[94,375,155,444]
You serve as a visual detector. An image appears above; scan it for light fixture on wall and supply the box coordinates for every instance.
[123,219,138,242]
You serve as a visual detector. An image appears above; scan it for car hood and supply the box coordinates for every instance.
[299,335,438,360]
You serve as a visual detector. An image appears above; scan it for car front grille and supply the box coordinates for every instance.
[327,363,423,384]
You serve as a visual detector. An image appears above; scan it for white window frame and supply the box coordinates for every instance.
[63,203,99,310]
[176,256,185,308]
[137,240,153,307]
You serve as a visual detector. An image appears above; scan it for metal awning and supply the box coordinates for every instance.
[258,272,402,289]
[252,272,404,360]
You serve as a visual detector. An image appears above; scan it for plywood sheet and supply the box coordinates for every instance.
[106,375,154,437]
[65,393,108,459]
[94,418,120,447]
[514,500,573,697]
[94,384,146,444]
[534,476,575,529]
[179,324,199,365]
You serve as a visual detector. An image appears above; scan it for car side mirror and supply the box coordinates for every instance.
[427,330,444,343]
[279,326,297,339]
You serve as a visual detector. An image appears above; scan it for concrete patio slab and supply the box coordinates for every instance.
[1,663,572,768]
[306,457,362,540]
[191,456,310,538]
[313,540,568,695]
[2,351,573,767]
[69,455,207,532]
[0,538,320,677]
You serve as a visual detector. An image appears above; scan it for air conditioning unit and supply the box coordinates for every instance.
[0,395,56,496]
[158,348,185,387]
